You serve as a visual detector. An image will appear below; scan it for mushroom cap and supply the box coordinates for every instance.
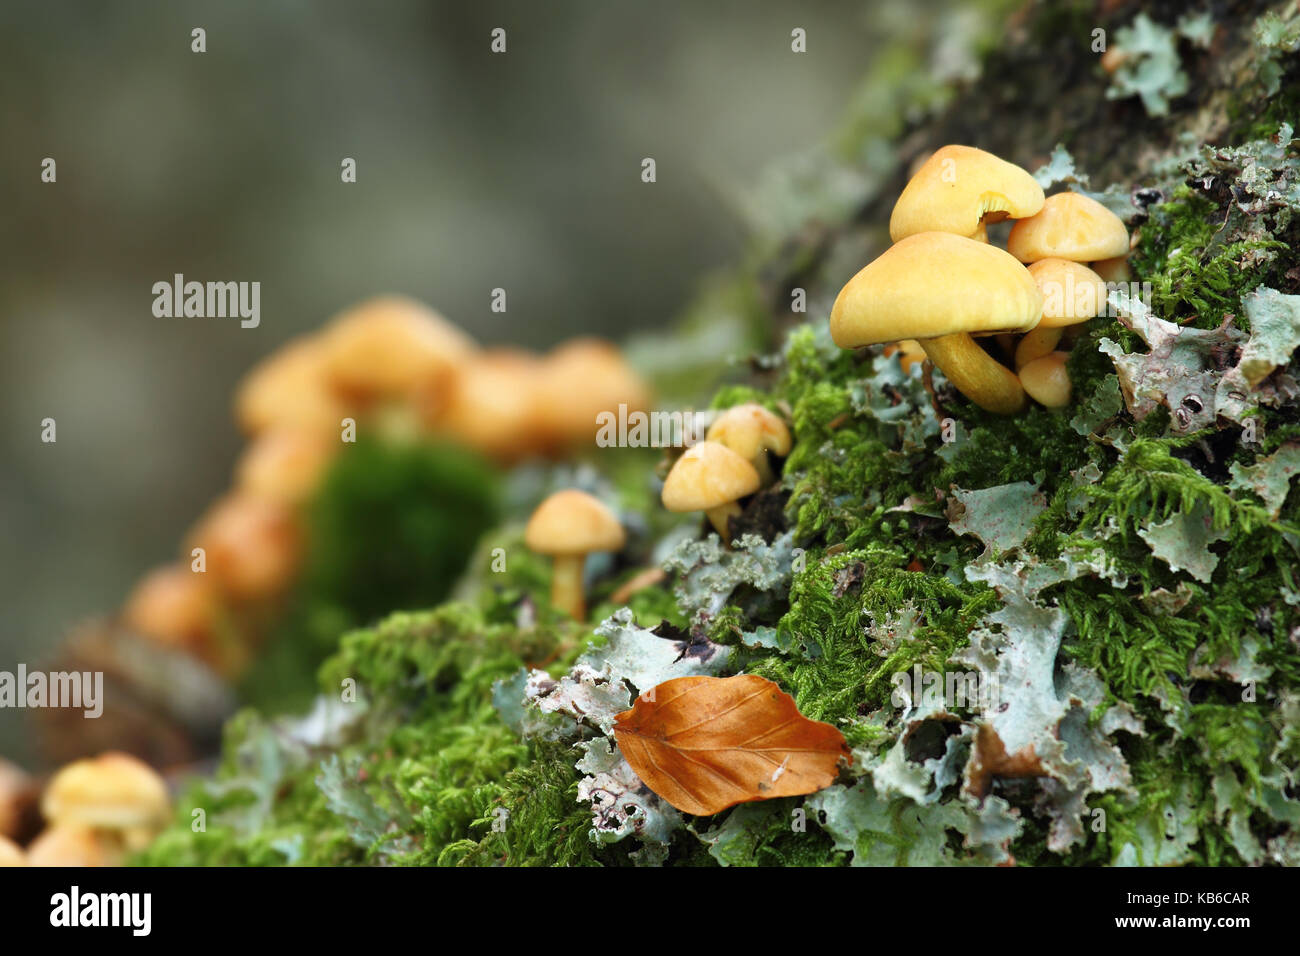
[234,337,350,437]
[661,441,761,512]
[525,490,626,556]
[1019,352,1072,407]
[889,145,1044,243]
[0,834,25,867]
[184,492,301,601]
[535,339,652,450]
[1091,254,1132,283]
[320,295,477,400]
[122,564,218,656]
[706,404,792,461]
[1007,192,1130,263]
[1028,258,1110,328]
[830,232,1043,347]
[235,429,337,505]
[26,824,121,867]
[436,348,547,463]
[41,752,169,831]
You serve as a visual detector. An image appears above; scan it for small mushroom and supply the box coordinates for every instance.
[122,564,220,661]
[705,403,792,486]
[235,429,337,505]
[39,752,171,860]
[1015,258,1109,369]
[890,145,1044,243]
[830,232,1042,414]
[234,337,350,437]
[1019,352,1072,408]
[436,348,547,464]
[884,339,928,375]
[319,295,477,404]
[185,492,301,602]
[0,834,25,867]
[1007,192,1130,263]
[1091,254,1131,283]
[26,824,120,867]
[524,490,626,620]
[535,339,652,452]
[661,440,761,541]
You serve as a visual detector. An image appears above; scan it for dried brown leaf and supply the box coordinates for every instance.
[611,674,849,816]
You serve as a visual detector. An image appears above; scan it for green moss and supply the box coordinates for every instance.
[239,438,502,713]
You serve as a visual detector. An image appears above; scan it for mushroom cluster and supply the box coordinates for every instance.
[521,404,793,620]
[830,145,1130,413]
[662,404,790,540]
[0,752,170,867]
[119,295,650,678]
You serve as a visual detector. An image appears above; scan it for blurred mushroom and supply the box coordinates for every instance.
[26,824,121,867]
[436,348,546,463]
[706,403,792,486]
[524,490,626,620]
[535,338,652,452]
[884,339,928,375]
[235,429,337,505]
[234,336,350,437]
[830,232,1042,414]
[42,752,171,843]
[0,834,25,867]
[185,492,301,602]
[661,440,761,541]
[121,564,220,662]
[1091,254,1131,283]
[319,295,476,406]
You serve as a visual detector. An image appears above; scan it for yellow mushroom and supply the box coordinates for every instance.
[185,492,301,602]
[1019,352,1073,408]
[884,339,929,375]
[705,404,792,486]
[890,145,1044,243]
[534,338,652,453]
[1015,258,1109,369]
[235,429,337,505]
[319,295,476,404]
[38,752,171,860]
[435,348,547,464]
[830,232,1042,414]
[661,440,762,541]
[122,564,220,661]
[26,824,119,867]
[524,490,626,620]
[0,834,25,867]
[1007,192,1130,263]
[234,336,350,438]
[1091,254,1132,283]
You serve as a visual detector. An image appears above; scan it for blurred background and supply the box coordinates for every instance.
[0,0,987,762]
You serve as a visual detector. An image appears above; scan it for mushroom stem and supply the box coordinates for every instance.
[549,554,587,620]
[705,502,741,541]
[750,454,775,487]
[920,333,1027,415]
[1014,327,1063,370]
